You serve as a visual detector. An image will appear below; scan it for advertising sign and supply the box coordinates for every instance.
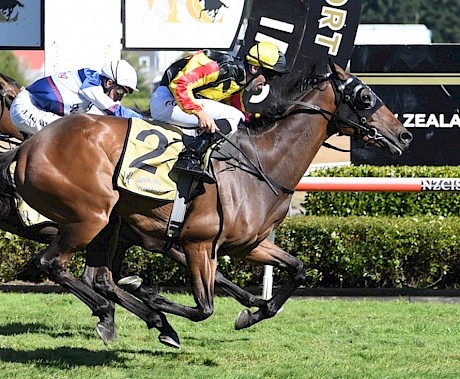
[0,0,44,49]
[239,0,362,111]
[123,0,246,49]
[351,45,460,165]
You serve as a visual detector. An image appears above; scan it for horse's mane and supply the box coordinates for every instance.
[246,57,329,130]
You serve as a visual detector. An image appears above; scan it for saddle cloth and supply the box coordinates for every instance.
[116,118,184,201]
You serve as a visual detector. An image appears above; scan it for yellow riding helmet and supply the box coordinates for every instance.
[246,42,288,73]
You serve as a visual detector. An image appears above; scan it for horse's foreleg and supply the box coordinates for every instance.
[214,271,266,308]
[234,239,306,330]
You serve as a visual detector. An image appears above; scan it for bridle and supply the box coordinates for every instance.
[212,66,394,195]
[0,76,24,145]
[0,78,19,120]
[285,67,386,145]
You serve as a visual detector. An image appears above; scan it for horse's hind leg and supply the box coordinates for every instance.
[33,231,118,334]
[81,213,125,344]
[90,266,180,349]
[81,265,116,344]
[234,239,306,330]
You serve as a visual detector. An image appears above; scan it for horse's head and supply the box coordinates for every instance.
[328,63,412,156]
[0,72,25,142]
[0,73,22,109]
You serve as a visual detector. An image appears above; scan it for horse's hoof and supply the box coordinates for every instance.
[235,309,252,330]
[158,333,181,349]
[96,323,117,345]
[118,275,143,292]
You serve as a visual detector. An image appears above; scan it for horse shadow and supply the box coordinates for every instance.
[0,322,183,367]
[0,346,122,367]
[0,346,182,367]
[0,322,96,339]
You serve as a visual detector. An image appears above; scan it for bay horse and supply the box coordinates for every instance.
[0,71,277,348]
[5,60,412,347]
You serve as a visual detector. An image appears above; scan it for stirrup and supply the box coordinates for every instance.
[173,160,215,184]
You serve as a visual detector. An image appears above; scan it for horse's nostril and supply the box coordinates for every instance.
[400,131,413,144]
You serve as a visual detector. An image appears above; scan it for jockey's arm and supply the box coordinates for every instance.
[169,54,220,116]
[79,72,143,119]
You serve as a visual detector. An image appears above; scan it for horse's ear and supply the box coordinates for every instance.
[328,58,338,76]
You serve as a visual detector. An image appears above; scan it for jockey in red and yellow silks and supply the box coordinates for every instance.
[167,49,246,116]
[150,41,288,183]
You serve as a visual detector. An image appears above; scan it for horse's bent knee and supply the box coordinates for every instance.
[35,253,62,276]
[193,306,213,322]
[93,271,116,296]
[294,261,306,286]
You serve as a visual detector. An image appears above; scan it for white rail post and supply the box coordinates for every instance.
[262,231,276,300]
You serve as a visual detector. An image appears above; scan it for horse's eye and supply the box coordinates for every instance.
[355,88,375,109]
[360,90,372,104]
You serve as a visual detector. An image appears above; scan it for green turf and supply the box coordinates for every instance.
[1,292,460,378]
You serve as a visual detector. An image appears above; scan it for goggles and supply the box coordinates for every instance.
[115,85,133,96]
[261,68,280,80]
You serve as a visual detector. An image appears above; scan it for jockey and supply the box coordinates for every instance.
[10,60,143,135]
[150,41,288,183]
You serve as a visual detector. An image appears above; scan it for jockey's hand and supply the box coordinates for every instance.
[197,109,218,134]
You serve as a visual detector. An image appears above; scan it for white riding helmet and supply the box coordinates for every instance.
[100,60,139,92]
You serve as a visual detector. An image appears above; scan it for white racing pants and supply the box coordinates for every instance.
[9,90,61,135]
[150,86,244,143]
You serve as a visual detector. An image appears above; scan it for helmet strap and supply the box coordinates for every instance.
[244,67,263,92]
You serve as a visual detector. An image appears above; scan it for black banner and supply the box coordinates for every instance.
[350,45,460,166]
[240,0,362,112]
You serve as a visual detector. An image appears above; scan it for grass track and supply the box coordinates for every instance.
[1,292,460,378]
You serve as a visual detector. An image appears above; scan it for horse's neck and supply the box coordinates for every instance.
[252,86,334,190]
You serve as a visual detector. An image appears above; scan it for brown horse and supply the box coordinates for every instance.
[5,60,412,347]
[0,71,273,348]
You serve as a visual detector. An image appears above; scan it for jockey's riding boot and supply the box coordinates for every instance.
[174,133,216,184]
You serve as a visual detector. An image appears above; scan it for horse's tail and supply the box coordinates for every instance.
[0,147,18,193]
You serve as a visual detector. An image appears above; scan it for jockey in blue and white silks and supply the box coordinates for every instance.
[10,60,143,135]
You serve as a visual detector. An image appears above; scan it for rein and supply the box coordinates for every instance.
[0,93,5,122]
[215,129,294,195]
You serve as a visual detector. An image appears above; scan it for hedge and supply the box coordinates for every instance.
[276,216,460,288]
[3,215,459,289]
